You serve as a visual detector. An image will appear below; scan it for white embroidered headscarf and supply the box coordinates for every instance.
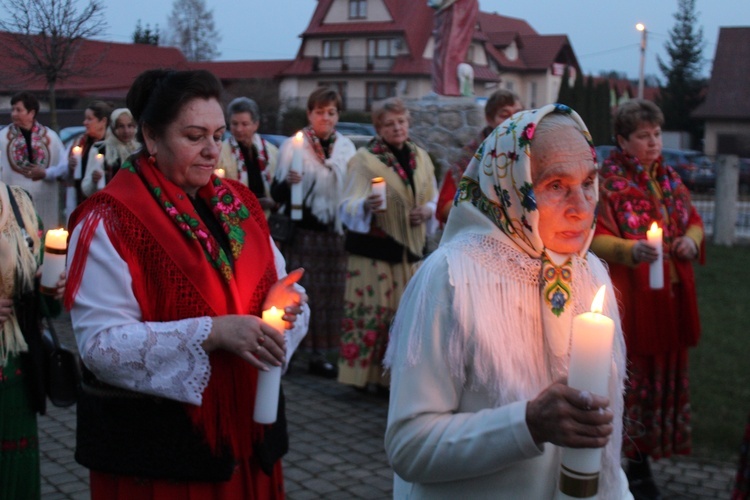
[104,108,141,166]
[452,103,598,355]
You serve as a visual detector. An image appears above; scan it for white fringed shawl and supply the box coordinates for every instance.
[385,203,627,499]
[275,131,356,233]
[0,185,40,365]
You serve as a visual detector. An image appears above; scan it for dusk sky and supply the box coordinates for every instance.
[95,0,750,81]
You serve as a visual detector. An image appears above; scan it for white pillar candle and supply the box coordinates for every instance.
[40,228,69,295]
[646,222,664,289]
[72,146,83,180]
[558,285,615,499]
[254,306,286,424]
[371,177,387,211]
[95,153,106,190]
[215,168,226,179]
[290,132,304,221]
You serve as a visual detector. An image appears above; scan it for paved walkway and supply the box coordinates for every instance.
[38,314,738,499]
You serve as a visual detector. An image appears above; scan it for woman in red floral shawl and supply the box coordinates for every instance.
[592,99,704,500]
[65,69,309,499]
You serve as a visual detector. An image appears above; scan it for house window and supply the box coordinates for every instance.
[529,82,538,108]
[366,82,396,110]
[323,40,346,59]
[368,38,397,58]
[319,81,348,109]
[349,0,367,19]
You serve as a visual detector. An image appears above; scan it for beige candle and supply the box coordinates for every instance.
[371,177,387,211]
[40,228,69,295]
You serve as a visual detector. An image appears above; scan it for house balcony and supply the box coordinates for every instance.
[312,56,395,73]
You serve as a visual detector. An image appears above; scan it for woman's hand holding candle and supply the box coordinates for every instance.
[526,381,613,449]
[262,268,307,329]
[254,267,306,424]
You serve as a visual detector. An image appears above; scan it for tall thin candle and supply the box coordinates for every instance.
[254,307,286,424]
[290,132,304,221]
[95,153,105,190]
[646,222,663,289]
[558,285,615,499]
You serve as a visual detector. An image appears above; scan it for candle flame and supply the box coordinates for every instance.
[72,146,82,153]
[590,285,606,314]
[372,177,384,184]
[268,306,279,314]
[96,153,104,159]
[295,131,304,140]
[650,221,659,232]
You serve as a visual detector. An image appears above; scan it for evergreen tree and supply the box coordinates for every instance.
[133,19,160,46]
[557,66,574,106]
[166,0,221,61]
[657,0,706,147]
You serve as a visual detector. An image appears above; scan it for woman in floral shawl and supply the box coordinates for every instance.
[384,105,631,498]
[338,97,437,390]
[592,99,703,500]
[65,69,309,499]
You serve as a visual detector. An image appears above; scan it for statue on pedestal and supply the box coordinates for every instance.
[428,0,479,96]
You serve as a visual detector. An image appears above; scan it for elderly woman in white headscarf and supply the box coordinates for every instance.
[384,104,632,499]
[81,108,140,197]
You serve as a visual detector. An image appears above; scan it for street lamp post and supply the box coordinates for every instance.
[636,23,647,99]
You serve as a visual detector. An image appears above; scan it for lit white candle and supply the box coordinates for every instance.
[290,132,304,221]
[215,168,226,179]
[371,177,387,211]
[95,153,105,190]
[72,146,83,180]
[646,222,663,289]
[254,306,286,424]
[40,228,69,295]
[558,285,615,499]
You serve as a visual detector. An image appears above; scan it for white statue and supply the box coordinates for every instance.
[457,62,474,96]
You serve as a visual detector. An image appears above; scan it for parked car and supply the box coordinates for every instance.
[740,158,750,194]
[661,147,715,192]
[59,126,86,149]
[595,145,617,164]
[260,134,288,148]
[336,121,375,136]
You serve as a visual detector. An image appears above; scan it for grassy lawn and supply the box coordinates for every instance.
[690,242,750,462]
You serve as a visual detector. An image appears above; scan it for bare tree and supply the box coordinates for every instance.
[166,0,221,62]
[0,0,107,131]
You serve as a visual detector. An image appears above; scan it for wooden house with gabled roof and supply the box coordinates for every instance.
[693,26,750,157]
[278,0,581,110]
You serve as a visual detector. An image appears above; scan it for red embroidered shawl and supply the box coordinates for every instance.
[66,158,277,459]
[596,151,702,355]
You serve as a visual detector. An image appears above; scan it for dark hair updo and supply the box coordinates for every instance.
[126,69,223,144]
[87,100,114,122]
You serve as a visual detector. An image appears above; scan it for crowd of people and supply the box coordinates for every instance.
[1,69,745,500]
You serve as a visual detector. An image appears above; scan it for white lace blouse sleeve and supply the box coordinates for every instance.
[69,218,212,405]
[269,236,310,373]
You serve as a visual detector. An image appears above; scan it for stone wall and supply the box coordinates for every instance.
[405,95,484,182]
